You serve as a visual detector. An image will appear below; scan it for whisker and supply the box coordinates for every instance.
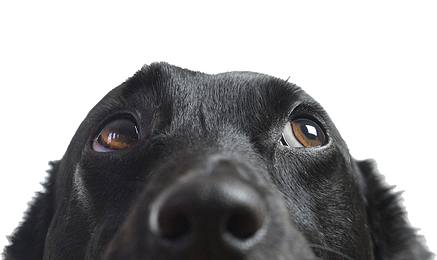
[309,244,355,260]
[284,76,291,83]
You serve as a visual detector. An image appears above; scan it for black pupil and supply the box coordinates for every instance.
[109,119,137,137]
[298,119,319,140]
[100,118,138,145]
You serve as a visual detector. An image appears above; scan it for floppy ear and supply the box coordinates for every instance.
[356,159,433,260]
[3,161,59,260]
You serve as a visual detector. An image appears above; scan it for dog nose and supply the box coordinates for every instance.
[149,161,266,253]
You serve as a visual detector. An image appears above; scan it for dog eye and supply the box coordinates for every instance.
[92,118,139,152]
[280,118,326,148]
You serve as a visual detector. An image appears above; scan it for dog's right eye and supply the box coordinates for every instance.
[92,117,139,152]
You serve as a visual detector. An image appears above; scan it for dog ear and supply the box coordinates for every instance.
[355,159,433,260]
[3,161,59,260]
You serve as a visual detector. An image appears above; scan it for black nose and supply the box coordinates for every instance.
[149,161,266,253]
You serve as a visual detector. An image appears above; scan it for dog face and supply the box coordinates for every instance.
[4,63,431,260]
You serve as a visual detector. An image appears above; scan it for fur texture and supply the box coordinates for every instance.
[4,63,432,260]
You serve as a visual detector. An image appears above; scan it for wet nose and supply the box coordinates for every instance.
[149,161,267,253]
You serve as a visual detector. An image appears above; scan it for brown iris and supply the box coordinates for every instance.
[290,118,326,147]
[281,118,326,148]
[93,118,139,152]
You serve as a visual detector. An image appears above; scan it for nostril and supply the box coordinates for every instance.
[149,169,268,250]
[158,209,191,240]
[225,207,265,240]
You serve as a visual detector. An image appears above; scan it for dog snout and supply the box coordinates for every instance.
[103,158,317,260]
[148,160,267,256]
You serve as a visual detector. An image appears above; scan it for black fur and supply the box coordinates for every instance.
[358,160,432,260]
[4,63,432,259]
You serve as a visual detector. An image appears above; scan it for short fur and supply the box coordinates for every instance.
[4,63,432,260]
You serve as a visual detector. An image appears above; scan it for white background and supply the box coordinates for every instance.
[0,0,435,255]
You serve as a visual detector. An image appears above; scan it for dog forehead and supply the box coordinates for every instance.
[120,62,308,115]
[152,62,301,96]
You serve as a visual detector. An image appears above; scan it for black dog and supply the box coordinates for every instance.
[4,63,432,260]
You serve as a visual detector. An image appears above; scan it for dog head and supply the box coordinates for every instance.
[4,63,432,260]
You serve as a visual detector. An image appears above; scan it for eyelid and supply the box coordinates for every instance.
[287,103,329,133]
[93,112,140,136]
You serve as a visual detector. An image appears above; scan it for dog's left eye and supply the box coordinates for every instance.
[280,118,326,148]
[92,118,139,152]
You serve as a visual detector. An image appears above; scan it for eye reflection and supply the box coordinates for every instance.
[93,118,139,152]
[281,118,326,148]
